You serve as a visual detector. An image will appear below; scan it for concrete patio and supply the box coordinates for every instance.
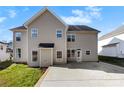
[37,62,124,87]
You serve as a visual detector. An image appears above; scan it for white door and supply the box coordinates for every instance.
[40,48,53,67]
[76,49,82,62]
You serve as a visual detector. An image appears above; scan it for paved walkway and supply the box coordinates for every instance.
[37,62,124,87]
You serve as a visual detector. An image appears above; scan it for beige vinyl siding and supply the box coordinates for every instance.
[27,10,67,66]
[67,31,98,61]
[13,30,28,62]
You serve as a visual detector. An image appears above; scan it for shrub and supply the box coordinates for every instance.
[98,55,124,67]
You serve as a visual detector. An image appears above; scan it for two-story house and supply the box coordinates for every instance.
[10,7,100,67]
[0,41,11,61]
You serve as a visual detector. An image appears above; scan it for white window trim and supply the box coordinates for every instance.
[56,29,63,39]
[67,49,76,58]
[31,28,38,39]
[56,50,63,59]
[85,50,91,55]
[15,48,21,59]
[15,32,21,42]
[67,34,76,42]
[31,49,38,62]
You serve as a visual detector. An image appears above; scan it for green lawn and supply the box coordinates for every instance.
[0,62,44,87]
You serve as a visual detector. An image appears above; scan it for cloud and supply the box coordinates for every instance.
[61,6,102,25]
[8,10,16,18]
[86,6,102,18]
[0,17,7,23]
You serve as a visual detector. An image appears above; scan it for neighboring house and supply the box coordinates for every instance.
[7,41,13,50]
[98,25,124,58]
[10,7,100,67]
[0,41,11,61]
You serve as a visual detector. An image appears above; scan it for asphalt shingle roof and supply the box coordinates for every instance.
[68,25,100,32]
[10,26,27,31]
[10,25,100,32]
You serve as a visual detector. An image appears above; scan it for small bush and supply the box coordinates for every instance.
[0,60,13,70]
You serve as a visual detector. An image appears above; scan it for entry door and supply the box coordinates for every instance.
[40,48,53,67]
[76,49,82,62]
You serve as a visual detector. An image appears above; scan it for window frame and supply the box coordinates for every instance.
[31,28,38,38]
[67,34,76,42]
[67,49,76,58]
[16,48,21,59]
[56,29,63,38]
[32,50,38,62]
[57,51,62,58]
[15,32,21,42]
[86,50,91,55]
[67,50,71,58]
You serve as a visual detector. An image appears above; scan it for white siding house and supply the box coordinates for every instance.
[98,25,124,58]
[0,42,10,61]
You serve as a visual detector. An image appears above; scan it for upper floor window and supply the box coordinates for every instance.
[15,32,21,41]
[56,29,62,38]
[67,34,75,42]
[31,28,38,38]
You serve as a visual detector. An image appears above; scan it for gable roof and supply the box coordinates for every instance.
[10,7,100,33]
[99,25,124,41]
[0,41,8,45]
[68,25,100,32]
[24,7,67,27]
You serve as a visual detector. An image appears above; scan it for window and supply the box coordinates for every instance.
[57,51,62,58]
[67,49,75,58]
[67,50,70,57]
[71,50,75,57]
[67,34,75,42]
[32,51,38,62]
[31,28,38,38]
[72,35,75,42]
[86,51,91,55]
[56,30,62,38]
[0,46,3,50]
[67,35,71,42]
[15,32,21,41]
[77,51,80,57]
[16,48,21,58]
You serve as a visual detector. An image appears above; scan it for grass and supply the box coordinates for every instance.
[98,55,124,67]
[0,62,44,87]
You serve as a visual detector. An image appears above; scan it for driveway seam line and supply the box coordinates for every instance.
[35,66,51,87]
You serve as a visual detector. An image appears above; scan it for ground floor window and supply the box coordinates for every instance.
[57,51,62,58]
[86,50,91,55]
[16,48,21,59]
[32,51,38,62]
[67,49,75,58]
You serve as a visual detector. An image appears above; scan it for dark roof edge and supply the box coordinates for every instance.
[10,25,27,31]
[10,25,100,32]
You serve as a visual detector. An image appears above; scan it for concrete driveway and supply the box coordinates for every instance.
[37,62,124,87]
